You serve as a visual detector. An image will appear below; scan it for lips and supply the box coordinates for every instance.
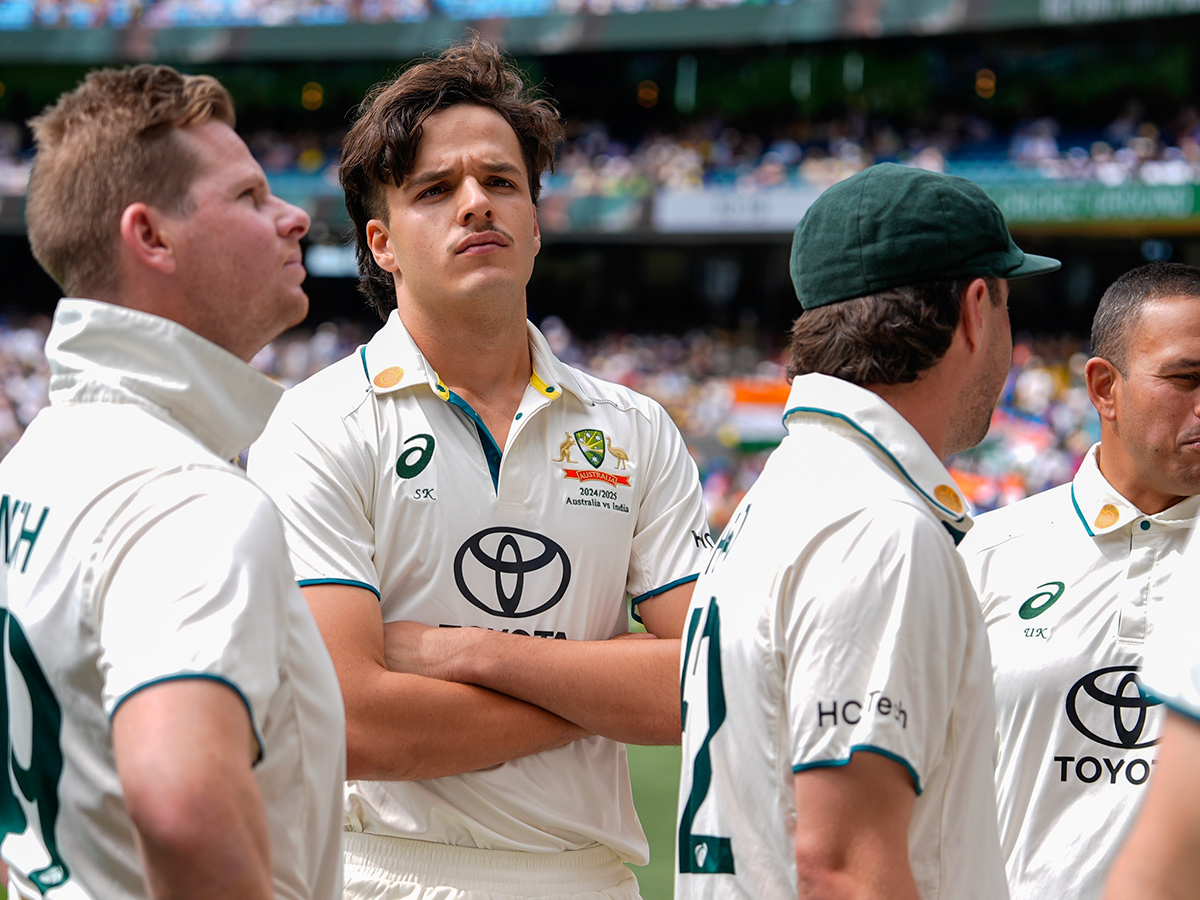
[455,231,508,254]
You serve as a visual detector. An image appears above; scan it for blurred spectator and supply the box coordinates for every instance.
[0,313,1099,532]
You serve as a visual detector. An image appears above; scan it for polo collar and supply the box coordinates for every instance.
[360,311,591,405]
[46,298,284,462]
[783,374,972,537]
[1070,443,1200,536]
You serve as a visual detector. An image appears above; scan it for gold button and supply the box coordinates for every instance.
[934,484,963,513]
[1094,504,1120,529]
[373,366,403,388]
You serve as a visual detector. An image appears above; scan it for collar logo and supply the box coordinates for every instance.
[1066,665,1162,749]
[1019,581,1065,620]
[454,527,571,618]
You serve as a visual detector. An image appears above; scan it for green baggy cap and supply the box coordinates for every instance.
[790,163,1061,310]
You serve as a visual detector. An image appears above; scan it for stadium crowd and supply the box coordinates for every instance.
[3,103,1200,200]
[0,311,1098,530]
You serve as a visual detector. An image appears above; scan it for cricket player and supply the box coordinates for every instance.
[675,163,1059,900]
[248,37,710,899]
[1105,535,1200,900]
[0,65,345,900]
[960,262,1200,899]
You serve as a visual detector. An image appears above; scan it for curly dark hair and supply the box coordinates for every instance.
[785,277,1002,385]
[339,35,565,319]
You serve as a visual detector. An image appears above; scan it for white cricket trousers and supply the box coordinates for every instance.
[343,832,643,900]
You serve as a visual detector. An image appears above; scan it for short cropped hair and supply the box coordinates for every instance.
[26,64,234,298]
[785,277,1002,386]
[340,35,565,319]
[1092,262,1200,374]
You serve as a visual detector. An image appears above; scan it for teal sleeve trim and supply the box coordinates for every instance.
[1146,693,1199,725]
[632,573,700,607]
[793,744,923,796]
[110,672,266,765]
[1070,483,1095,537]
[783,406,965,524]
[298,577,382,601]
[629,575,700,625]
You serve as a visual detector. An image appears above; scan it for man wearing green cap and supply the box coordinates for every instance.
[675,163,1059,900]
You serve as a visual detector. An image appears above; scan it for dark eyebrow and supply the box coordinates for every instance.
[405,161,524,192]
[1161,358,1200,372]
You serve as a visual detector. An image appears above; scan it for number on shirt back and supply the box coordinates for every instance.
[0,608,70,893]
[678,597,735,874]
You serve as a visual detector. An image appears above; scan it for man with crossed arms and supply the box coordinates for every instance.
[250,37,709,900]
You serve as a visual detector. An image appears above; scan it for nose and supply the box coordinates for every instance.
[277,198,311,240]
[457,177,492,226]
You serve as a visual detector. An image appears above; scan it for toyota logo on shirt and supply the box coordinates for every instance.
[1065,665,1163,750]
[454,527,572,618]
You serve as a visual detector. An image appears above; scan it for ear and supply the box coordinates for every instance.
[366,218,399,273]
[1085,356,1121,423]
[957,277,990,354]
[119,202,176,274]
[532,207,541,259]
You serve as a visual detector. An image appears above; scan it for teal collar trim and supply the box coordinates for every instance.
[1070,483,1095,538]
[943,522,967,547]
[446,389,503,492]
[784,405,967,525]
[359,346,370,382]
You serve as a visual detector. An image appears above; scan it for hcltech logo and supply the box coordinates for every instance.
[454,527,571,618]
[1066,665,1162,750]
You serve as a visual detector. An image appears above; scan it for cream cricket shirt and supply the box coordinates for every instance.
[0,300,345,900]
[249,311,709,864]
[959,445,1191,900]
[675,374,1006,900]
[1140,524,1200,720]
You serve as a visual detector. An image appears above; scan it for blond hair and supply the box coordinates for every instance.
[26,64,234,297]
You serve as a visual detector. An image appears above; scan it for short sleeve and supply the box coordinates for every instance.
[784,506,973,792]
[627,401,709,605]
[96,469,294,749]
[248,388,380,596]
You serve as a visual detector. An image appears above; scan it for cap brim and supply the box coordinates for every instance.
[1006,253,1062,279]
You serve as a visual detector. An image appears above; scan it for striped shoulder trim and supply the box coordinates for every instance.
[793,744,922,795]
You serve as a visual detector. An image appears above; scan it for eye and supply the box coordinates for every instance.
[489,176,515,188]
[417,184,446,199]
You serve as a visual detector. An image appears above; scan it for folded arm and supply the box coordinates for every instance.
[112,679,273,900]
[305,583,589,781]
[382,581,695,746]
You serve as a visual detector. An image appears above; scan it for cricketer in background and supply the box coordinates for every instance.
[675,162,1059,900]
[961,262,1200,899]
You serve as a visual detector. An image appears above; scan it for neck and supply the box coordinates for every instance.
[1095,433,1185,515]
[865,374,951,459]
[397,297,532,396]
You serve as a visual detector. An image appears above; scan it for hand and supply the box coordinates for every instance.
[381,620,471,681]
